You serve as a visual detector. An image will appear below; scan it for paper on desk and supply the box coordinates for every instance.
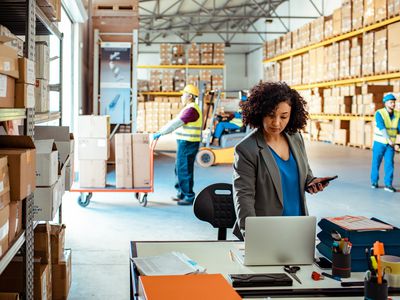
[132,251,206,276]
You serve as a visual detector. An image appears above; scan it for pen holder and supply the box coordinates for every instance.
[364,279,388,300]
[332,252,351,278]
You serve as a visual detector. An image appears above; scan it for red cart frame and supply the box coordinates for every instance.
[70,140,157,207]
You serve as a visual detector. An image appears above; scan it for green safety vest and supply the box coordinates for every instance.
[373,108,400,144]
[175,102,202,142]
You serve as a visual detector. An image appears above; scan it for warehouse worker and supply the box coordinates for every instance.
[153,84,202,205]
[212,94,246,146]
[370,93,400,192]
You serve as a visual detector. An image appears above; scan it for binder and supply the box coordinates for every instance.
[139,274,242,300]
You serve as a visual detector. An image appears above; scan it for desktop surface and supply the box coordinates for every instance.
[130,240,400,299]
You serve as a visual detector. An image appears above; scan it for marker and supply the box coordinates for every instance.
[321,272,341,282]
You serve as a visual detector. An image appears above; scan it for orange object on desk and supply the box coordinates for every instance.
[139,274,241,300]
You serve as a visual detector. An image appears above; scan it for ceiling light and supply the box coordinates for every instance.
[265,18,273,24]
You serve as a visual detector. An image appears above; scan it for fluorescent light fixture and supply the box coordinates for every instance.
[62,0,88,23]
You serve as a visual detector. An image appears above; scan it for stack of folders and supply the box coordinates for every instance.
[132,252,206,276]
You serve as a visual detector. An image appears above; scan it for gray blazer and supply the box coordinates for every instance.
[232,128,314,240]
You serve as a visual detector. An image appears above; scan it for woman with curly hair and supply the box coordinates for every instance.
[232,81,330,240]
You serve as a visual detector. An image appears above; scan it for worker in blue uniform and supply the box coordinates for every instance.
[370,93,400,192]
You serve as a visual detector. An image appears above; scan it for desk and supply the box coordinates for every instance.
[130,241,400,299]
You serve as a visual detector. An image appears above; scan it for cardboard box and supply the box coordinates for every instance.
[34,223,51,264]
[35,126,74,165]
[8,199,22,244]
[115,133,133,188]
[50,224,65,264]
[0,74,15,108]
[388,21,400,72]
[35,43,49,80]
[78,115,110,138]
[34,140,59,187]
[0,44,19,79]
[33,180,61,221]
[78,138,110,160]
[35,79,49,113]
[0,293,19,300]
[0,156,10,200]
[15,83,35,108]
[0,136,36,201]
[79,160,106,188]
[17,58,35,84]
[0,259,51,299]
[132,134,151,188]
[0,204,9,257]
[52,249,71,300]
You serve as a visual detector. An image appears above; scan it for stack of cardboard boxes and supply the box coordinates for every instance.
[0,156,11,259]
[0,136,35,256]
[310,16,325,44]
[374,29,388,74]
[160,44,171,65]
[213,43,224,65]
[173,70,186,92]
[352,0,364,29]
[388,0,400,17]
[341,1,352,33]
[280,59,292,86]
[339,40,350,79]
[281,32,292,53]
[33,139,61,221]
[161,71,173,92]
[171,45,185,65]
[15,57,36,109]
[292,55,302,86]
[188,43,200,65]
[302,53,309,84]
[115,133,151,189]
[350,37,362,77]
[78,116,110,188]
[199,70,212,91]
[324,16,333,39]
[211,74,224,90]
[362,32,374,76]
[0,26,19,108]
[0,25,23,57]
[187,74,199,86]
[200,43,213,65]
[388,21,400,72]
[149,70,161,92]
[35,42,50,113]
[143,102,159,133]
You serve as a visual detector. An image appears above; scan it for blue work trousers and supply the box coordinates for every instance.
[174,139,200,202]
[213,122,240,139]
[370,141,395,187]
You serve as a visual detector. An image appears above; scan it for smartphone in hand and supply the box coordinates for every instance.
[306,176,338,192]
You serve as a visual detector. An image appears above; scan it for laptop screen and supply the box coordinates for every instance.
[244,216,316,266]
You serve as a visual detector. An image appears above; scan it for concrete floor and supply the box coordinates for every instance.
[63,141,400,299]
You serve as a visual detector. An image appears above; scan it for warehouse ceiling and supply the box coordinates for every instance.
[87,0,327,53]
[138,0,322,48]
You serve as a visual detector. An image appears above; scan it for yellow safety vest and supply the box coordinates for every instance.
[373,108,400,144]
[230,117,243,128]
[175,102,202,142]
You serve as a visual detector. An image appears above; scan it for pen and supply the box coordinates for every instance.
[321,272,341,282]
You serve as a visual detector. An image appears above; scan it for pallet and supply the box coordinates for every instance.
[334,142,347,147]
[348,143,370,150]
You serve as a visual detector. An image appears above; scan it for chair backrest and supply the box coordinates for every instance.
[193,183,236,240]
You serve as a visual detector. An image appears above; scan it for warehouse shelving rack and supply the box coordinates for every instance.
[137,64,226,97]
[263,14,400,149]
[0,1,63,298]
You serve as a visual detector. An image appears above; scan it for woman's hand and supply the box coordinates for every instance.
[306,177,330,194]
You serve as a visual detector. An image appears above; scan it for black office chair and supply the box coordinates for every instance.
[193,183,236,240]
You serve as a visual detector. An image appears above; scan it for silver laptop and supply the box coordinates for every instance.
[244,216,316,266]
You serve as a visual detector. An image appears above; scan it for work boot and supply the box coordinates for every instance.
[371,183,378,189]
[211,138,219,146]
[171,194,183,201]
[177,199,193,206]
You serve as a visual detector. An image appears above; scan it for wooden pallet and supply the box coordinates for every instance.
[348,143,368,149]
[334,142,347,147]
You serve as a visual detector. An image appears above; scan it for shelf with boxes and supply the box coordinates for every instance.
[138,43,225,94]
[0,1,65,298]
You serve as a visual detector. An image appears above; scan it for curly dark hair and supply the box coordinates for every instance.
[241,81,309,134]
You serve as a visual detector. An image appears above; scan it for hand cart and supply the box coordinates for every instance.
[70,140,157,208]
